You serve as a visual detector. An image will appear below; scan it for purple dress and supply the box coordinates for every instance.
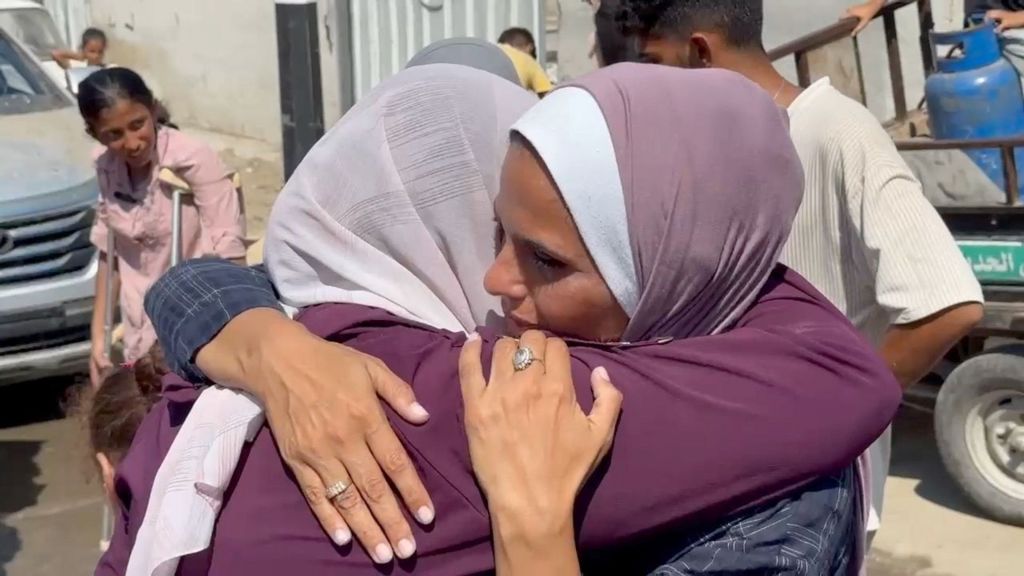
[98,267,899,575]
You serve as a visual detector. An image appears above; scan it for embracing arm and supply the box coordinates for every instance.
[175,141,247,263]
[565,314,901,548]
[143,257,281,383]
[143,257,433,563]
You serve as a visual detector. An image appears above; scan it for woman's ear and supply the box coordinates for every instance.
[95,452,116,505]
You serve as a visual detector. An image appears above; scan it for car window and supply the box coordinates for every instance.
[0,32,69,115]
[0,8,66,60]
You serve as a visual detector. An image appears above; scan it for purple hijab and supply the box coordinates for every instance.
[514,64,804,340]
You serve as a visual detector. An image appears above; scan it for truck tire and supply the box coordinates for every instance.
[935,345,1024,527]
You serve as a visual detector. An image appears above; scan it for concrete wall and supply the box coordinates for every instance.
[89,0,344,145]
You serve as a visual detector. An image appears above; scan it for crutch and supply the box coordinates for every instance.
[99,228,117,552]
[98,167,194,551]
[158,167,194,267]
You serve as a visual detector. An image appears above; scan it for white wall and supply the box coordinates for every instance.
[89,0,343,145]
[41,0,91,48]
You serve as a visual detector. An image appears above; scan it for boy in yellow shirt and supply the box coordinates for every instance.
[497,27,553,95]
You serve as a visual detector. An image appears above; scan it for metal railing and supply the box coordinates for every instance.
[769,0,1024,208]
[768,0,932,123]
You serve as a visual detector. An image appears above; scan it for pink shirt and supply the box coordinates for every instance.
[90,128,246,361]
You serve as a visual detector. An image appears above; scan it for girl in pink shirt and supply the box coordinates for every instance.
[78,68,246,386]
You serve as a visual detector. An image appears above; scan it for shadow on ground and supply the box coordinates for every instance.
[0,441,42,576]
[886,406,992,522]
[868,548,954,576]
[0,377,76,576]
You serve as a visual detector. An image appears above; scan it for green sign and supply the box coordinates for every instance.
[959,240,1024,284]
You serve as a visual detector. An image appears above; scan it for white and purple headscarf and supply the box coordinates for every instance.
[513,63,805,341]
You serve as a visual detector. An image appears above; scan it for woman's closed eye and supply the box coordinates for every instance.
[528,243,566,274]
[493,219,506,256]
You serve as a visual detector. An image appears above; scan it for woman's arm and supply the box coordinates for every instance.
[144,257,281,382]
[460,333,621,576]
[178,143,247,263]
[143,258,435,563]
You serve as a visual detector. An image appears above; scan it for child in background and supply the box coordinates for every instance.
[71,345,166,507]
[52,27,108,69]
[497,26,554,95]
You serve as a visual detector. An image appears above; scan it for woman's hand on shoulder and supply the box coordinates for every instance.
[204,309,434,564]
[459,330,622,574]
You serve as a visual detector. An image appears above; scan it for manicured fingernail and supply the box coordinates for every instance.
[594,366,610,381]
[396,538,417,559]
[332,528,351,546]
[416,506,435,525]
[467,332,480,342]
[409,402,430,421]
[373,542,394,564]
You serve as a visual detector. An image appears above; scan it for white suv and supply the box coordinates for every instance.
[0,27,98,385]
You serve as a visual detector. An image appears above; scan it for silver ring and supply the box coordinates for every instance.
[513,345,536,372]
[325,480,350,501]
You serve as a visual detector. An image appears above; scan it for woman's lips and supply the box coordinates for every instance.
[504,315,540,336]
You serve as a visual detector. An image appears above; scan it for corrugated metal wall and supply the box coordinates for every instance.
[345,0,544,101]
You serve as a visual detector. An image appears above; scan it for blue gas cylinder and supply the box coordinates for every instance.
[926,22,1024,195]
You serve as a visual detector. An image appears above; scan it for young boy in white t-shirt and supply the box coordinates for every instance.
[613,0,983,544]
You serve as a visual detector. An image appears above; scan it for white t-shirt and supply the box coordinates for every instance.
[783,78,983,531]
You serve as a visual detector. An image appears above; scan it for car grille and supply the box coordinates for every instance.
[0,205,96,285]
[0,325,90,356]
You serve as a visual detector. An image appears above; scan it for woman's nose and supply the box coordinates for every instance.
[484,244,528,300]
[126,137,145,155]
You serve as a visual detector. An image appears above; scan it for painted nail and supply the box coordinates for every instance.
[467,332,480,342]
[408,402,430,421]
[332,528,351,546]
[416,506,435,525]
[594,366,610,381]
[373,543,394,564]
[395,538,417,559]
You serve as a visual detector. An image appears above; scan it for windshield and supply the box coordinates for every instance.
[0,32,69,115]
[0,8,65,59]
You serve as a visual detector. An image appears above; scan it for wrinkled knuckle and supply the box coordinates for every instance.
[345,405,374,428]
[382,450,410,475]
[481,405,503,426]
[301,483,326,503]
[362,475,390,503]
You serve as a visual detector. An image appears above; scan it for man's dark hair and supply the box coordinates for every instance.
[618,0,764,49]
[498,27,537,58]
[595,0,641,65]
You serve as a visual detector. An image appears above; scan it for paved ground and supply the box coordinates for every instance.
[2,379,1021,576]
[866,407,1023,576]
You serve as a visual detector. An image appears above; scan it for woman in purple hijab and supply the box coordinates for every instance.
[108,64,897,576]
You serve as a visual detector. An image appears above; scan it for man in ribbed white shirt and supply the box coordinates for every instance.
[616,0,984,542]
